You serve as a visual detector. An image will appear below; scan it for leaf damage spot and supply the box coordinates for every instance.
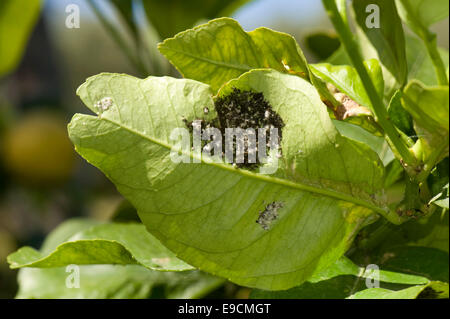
[214,88,285,169]
[333,93,371,120]
[182,88,285,170]
[325,83,372,120]
[256,201,284,230]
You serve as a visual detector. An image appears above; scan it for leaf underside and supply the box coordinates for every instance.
[67,68,388,290]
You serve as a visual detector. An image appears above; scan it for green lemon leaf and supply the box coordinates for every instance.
[143,0,251,40]
[0,0,42,77]
[12,219,222,299]
[39,218,102,254]
[158,18,338,107]
[67,68,397,290]
[16,265,223,299]
[352,0,408,87]
[8,222,193,271]
[158,18,263,92]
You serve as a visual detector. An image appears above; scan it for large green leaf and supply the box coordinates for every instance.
[13,219,222,299]
[158,18,262,92]
[158,18,338,107]
[143,0,251,40]
[352,0,408,87]
[0,0,41,76]
[16,265,223,299]
[67,68,397,290]
[8,222,192,271]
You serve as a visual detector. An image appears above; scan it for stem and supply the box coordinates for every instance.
[86,0,149,77]
[423,31,448,86]
[322,0,418,169]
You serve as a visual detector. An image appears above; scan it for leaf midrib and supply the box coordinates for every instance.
[79,114,388,215]
[159,45,253,72]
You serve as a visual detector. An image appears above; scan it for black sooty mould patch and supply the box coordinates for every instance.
[214,88,284,135]
[256,201,284,230]
[184,88,285,170]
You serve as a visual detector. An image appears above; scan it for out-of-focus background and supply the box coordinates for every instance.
[0,0,448,298]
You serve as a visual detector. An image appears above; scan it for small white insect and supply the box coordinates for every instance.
[203,144,213,152]
[281,60,291,71]
[95,97,113,112]
[101,97,113,110]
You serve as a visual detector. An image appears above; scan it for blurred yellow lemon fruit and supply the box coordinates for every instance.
[2,112,76,186]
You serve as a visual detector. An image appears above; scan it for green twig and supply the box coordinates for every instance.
[422,31,448,86]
